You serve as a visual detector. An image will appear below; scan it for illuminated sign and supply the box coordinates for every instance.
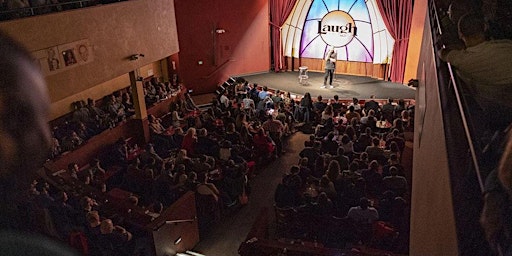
[317,11,357,47]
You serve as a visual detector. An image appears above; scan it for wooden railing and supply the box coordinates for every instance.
[0,0,128,21]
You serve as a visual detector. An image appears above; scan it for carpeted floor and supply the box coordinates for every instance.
[193,132,308,256]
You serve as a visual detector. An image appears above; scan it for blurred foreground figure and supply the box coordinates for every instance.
[481,127,512,255]
[0,31,77,255]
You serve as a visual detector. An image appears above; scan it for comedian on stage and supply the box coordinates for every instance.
[323,47,337,88]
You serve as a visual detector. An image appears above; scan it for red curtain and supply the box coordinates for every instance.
[376,0,413,83]
[270,0,297,72]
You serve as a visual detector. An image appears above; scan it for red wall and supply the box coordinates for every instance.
[174,0,270,94]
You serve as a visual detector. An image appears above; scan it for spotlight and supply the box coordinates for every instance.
[129,53,145,61]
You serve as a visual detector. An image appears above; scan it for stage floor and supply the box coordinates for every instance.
[241,71,416,100]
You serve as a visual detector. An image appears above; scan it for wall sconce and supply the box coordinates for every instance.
[215,29,226,34]
[129,53,145,61]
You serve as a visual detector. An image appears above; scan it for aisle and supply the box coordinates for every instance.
[193,132,309,256]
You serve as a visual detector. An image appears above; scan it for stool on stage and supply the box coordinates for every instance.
[298,66,309,85]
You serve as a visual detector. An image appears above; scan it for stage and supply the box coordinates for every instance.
[241,71,416,100]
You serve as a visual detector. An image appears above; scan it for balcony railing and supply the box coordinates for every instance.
[0,0,128,22]
[429,0,499,254]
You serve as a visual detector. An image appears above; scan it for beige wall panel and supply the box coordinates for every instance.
[409,9,458,255]
[0,0,178,105]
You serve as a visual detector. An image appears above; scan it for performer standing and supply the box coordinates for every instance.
[323,46,337,88]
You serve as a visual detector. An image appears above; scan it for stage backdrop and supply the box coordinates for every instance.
[282,0,393,64]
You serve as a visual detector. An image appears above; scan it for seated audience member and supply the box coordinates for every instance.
[366,137,386,163]
[181,127,198,156]
[121,92,135,117]
[394,99,406,119]
[321,104,334,123]
[386,129,405,151]
[331,95,344,115]
[387,141,402,160]
[253,128,275,159]
[275,171,303,208]
[348,197,378,221]
[72,100,92,125]
[318,175,337,200]
[340,134,354,155]
[298,157,312,185]
[195,128,218,157]
[87,97,110,131]
[315,192,334,216]
[139,143,163,166]
[225,123,241,145]
[60,131,84,151]
[326,159,341,182]
[262,114,285,156]
[143,81,159,106]
[97,219,133,256]
[381,98,395,122]
[222,161,247,205]
[440,12,512,128]
[315,117,335,138]
[219,91,231,111]
[321,132,338,155]
[332,147,350,171]
[271,89,283,104]
[34,181,55,209]
[49,191,78,239]
[79,196,99,217]
[148,114,169,135]
[67,162,80,179]
[105,93,126,123]
[354,127,373,152]
[361,160,383,197]
[364,95,380,115]
[85,211,102,238]
[299,141,321,170]
[382,154,405,178]
[75,121,94,141]
[383,166,408,197]
[170,103,185,128]
[378,191,396,222]
[360,109,377,130]
[275,106,291,136]
[349,97,362,112]
[358,152,369,169]
[313,95,327,115]
[84,211,105,256]
[345,105,361,124]
[49,134,62,159]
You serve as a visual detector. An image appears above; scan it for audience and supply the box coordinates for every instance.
[27,62,416,255]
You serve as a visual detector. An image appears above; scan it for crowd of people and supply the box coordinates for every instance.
[273,94,412,253]
[48,77,184,160]
[39,70,417,254]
